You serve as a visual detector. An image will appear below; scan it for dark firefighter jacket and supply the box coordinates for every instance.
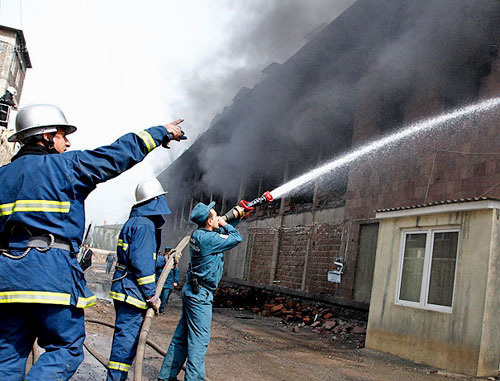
[155,255,179,289]
[109,196,171,310]
[0,126,170,308]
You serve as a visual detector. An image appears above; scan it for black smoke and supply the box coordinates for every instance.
[159,0,500,215]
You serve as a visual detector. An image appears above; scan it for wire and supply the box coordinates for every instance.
[437,149,500,155]
[424,152,438,204]
[424,149,500,203]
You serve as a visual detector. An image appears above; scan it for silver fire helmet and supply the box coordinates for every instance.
[8,104,77,143]
[6,86,17,96]
[135,178,167,205]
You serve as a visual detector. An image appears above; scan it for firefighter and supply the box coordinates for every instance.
[0,86,19,109]
[105,252,115,274]
[107,178,171,380]
[158,201,243,381]
[0,86,18,128]
[155,247,179,314]
[0,104,184,381]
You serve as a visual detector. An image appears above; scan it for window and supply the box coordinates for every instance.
[396,229,459,312]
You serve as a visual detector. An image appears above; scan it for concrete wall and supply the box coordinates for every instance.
[366,209,499,376]
[0,128,16,166]
[477,208,500,375]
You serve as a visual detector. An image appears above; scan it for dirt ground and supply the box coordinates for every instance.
[73,290,485,381]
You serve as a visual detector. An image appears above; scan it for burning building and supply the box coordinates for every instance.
[158,0,500,375]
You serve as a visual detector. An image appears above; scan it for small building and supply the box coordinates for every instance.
[0,24,32,165]
[366,197,500,377]
[0,24,31,101]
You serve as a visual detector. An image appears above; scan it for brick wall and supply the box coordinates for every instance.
[248,222,346,297]
[248,228,276,284]
[305,223,344,295]
[274,226,309,289]
[341,58,500,299]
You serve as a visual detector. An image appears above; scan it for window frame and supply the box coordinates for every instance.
[395,228,460,313]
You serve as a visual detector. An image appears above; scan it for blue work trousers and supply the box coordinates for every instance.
[0,304,85,381]
[107,300,146,381]
[159,286,173,312]
[158,284,213,381]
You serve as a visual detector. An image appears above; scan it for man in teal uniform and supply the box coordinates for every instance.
[158,201,243,381]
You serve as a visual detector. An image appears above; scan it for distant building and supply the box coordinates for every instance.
[0,24,31,165]
[88,224,123,252]
[0,24,31,103]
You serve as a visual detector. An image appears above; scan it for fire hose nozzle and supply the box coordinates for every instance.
[222,191,274,223]
[221,205,246,223]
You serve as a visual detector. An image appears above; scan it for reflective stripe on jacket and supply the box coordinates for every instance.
[109,211,158,310]
[0,126,169,308]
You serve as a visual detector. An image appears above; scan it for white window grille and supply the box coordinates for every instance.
[396,228,459,313]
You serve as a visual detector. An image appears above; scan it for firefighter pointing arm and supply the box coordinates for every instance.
[0,104,185,381]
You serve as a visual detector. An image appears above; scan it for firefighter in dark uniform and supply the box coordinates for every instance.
[0,104,184,380]
[107,178,171,380]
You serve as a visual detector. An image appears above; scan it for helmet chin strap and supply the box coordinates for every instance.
[41,132,58,153]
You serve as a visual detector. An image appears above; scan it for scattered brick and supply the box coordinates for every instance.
[271,304,284,314]
[323,320,337,330]
[212,285,367,349]
[352,326,366,334]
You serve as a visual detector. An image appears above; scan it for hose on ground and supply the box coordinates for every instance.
[134,234,191,381]
[85,316,206,378]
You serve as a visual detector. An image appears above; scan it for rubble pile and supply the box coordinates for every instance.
[214,285,367,348]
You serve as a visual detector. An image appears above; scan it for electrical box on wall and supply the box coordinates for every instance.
[327,260,344,283]
[328,270,341,283]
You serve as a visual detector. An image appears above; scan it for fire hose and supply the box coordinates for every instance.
[84,317,212,380]
[83,193,274,380]
[82,235,193,380]
[134,234,191,381]
[84,319,167,366]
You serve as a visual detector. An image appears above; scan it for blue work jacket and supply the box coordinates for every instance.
[0,126,169,308]
[189,223,242,292]
[109,196,170,310]
[156,256,179,289]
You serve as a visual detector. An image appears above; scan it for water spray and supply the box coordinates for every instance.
[270,97,500,200]
[222,97,500,222]
[222,191,273,222]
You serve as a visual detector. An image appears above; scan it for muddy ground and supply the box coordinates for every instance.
[73,286,483,381]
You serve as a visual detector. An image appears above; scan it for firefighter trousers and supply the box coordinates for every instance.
[107,300,146,381]
[0,303,85,381]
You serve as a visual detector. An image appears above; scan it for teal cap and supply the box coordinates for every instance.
[190,201,216,226]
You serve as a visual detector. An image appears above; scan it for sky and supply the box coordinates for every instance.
[0,0,354,226]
